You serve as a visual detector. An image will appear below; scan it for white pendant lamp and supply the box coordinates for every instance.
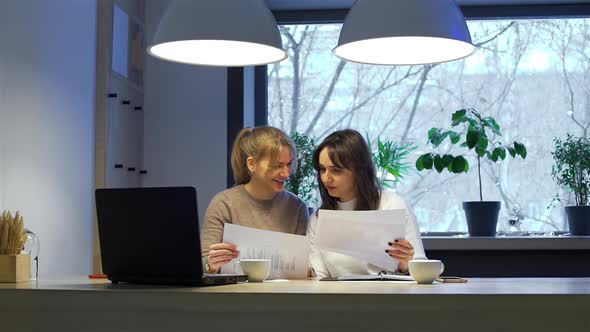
[147,0,287,67]
[334,0,475,65]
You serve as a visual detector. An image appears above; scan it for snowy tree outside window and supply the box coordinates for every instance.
[268,19,590,234]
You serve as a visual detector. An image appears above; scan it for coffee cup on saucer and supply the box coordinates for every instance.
[235,259,271,282]
[409,259,445,284]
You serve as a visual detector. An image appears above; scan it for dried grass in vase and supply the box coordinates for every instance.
[0,210,26,255]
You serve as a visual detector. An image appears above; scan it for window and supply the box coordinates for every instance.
[112,4,129,78]
[268,18,590,234]
[112,3,144,86]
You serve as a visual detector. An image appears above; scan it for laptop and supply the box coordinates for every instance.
[95,186,246,286]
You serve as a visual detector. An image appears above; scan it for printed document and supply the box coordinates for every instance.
[315,209,406,271]
[221,223,309,279]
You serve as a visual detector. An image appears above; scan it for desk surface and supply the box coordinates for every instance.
[2,277,589,332]
[1,277,590,294]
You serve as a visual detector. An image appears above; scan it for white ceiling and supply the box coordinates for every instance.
[266,0,590,10]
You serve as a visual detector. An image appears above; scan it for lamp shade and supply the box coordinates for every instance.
[334,0,475,65]
[147,0,287,67]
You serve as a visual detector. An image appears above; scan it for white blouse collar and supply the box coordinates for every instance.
[336,198,357,211]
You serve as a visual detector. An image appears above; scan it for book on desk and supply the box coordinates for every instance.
[320,274,414,281]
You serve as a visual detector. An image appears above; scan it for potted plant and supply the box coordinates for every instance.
[286,132,318,210]
[366,134,416,188]
[415,108,527,236]
[550,134,590,235]
[0,210,30,282]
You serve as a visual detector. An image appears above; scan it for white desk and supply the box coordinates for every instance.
[1,278,589,332]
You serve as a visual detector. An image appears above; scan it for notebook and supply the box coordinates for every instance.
[321,274,414,281]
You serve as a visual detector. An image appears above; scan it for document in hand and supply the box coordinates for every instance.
[315,209,407,271]
[221,223,309,279]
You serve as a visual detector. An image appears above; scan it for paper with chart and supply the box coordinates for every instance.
[315,209,406,271]
[221,223,309,279]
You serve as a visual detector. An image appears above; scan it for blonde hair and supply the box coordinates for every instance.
[231,126,297,185]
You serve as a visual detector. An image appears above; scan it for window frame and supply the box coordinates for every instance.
[244,4,590,247]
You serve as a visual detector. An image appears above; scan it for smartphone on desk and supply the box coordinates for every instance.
[436,276,468,283]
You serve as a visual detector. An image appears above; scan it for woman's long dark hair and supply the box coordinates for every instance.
[313,129,381,210]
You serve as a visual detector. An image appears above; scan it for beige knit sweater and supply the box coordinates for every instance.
[200,185,309,256]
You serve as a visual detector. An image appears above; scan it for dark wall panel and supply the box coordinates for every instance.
[427,250,590,277]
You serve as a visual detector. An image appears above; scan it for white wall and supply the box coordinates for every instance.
[0,0,97,276]
[143,0,228,223]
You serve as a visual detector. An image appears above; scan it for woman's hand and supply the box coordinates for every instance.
[207,243,239,273]
[386,239,414,273]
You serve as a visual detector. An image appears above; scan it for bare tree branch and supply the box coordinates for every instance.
[314,67,422,138]
[400,65,434,143]
[475,22,517,47]
[302,60,347,135]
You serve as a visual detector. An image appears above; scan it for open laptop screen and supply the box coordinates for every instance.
[95,187,203,283]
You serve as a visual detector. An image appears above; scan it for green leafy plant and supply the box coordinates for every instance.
[286,132,318,206]
[415,108,527,201]
[551,134,590,206]
[366,133,416,188]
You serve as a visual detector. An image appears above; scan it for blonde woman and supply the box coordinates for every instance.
[201,126,309,273]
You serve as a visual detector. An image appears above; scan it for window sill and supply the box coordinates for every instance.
[423,236,590,251]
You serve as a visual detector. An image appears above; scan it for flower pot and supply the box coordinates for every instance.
[565,206,590,236]
[463,201,501,237]
[0,254,30,282]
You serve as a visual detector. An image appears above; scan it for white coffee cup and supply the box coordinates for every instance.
[235,259,271,282]
[409,259,445,284]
